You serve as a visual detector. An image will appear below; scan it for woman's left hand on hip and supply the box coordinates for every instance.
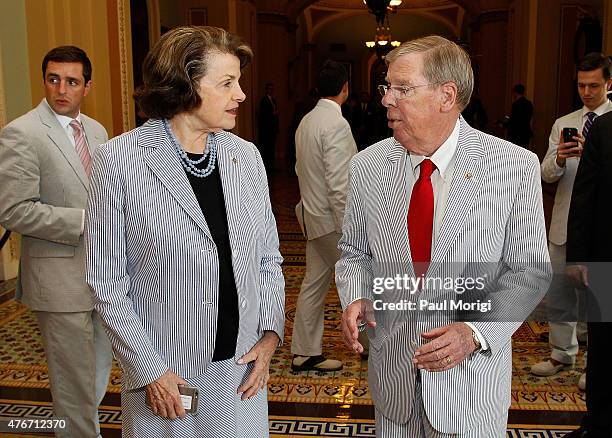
[236,331,279,400]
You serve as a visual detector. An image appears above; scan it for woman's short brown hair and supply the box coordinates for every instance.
[134,26,253,119]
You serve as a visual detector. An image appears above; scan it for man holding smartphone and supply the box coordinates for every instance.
[535,53,612,385]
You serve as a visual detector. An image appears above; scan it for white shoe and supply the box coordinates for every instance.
[578,373,586,391]
[530,359,573,376]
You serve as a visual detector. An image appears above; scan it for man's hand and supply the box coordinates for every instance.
[341,299,376,353]
[237,331,279,400]
[145,369,188,419]
[412,323,477,372]
[556,131,585,167]
[566,264,589,288]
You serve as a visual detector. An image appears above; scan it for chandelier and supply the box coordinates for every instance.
[363,0,401,51]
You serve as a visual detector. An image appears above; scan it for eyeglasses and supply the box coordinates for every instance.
[378,83,439,100]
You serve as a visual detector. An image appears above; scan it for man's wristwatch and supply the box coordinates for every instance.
[471,330,481,351]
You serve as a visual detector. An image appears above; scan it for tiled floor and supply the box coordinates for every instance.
[0,170,584,436]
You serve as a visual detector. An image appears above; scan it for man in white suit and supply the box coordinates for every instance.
[292,60,358,372]
[337,36,551,437]
[0,46,112,437]
[534,53,612,385]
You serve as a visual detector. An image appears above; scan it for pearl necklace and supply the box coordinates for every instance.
[163,119,217,178]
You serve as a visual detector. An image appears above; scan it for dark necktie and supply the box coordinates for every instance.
[408,159,436,278]
[582,111,597,138]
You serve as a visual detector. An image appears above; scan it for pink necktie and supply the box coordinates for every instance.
[69,120,92,177]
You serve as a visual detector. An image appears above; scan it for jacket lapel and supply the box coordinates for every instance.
[36,101,89,190]
[383,141,413,275]
[141,119,212,240]
[430,120,485,269]
[81,117,105,157]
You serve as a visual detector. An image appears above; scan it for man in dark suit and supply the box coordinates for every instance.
[258,82,279,170]
[506,83,534,148]
[352,91,377,150]
[566,110,612,438]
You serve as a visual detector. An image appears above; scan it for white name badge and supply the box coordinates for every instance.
[180,394,192,410]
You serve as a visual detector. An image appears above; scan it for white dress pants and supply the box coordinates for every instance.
[291,232,342,356]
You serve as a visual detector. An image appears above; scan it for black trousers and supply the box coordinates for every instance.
[582,322,612,437]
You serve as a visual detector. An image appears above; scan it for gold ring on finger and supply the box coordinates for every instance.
[446,356,452,365]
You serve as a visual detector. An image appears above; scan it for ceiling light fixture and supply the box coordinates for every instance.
[364,0,401,55]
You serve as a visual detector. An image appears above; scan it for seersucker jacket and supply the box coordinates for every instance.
[85,119,285,390]
[336,118,551,433]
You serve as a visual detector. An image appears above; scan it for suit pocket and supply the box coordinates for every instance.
[28,241,75,257]
[30,256,86,297]
[367,325,389,351]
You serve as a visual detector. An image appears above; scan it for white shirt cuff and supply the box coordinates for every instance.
[551,158,566,176]
[81,210,85,234]
[464,322,489,351]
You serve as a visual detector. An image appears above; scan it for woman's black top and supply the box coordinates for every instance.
[185,152,239,361]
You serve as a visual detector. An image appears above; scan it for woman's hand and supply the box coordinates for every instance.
[236,331,279,400]
[145,369,188,419]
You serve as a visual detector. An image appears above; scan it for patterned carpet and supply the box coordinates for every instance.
[0,172,585,436]
[0,294,588,411]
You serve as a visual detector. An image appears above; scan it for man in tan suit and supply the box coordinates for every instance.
[0,46,112,437]
[292,60,358,372]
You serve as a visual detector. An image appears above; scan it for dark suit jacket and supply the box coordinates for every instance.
[565,110,612,436]
[258,95,279,137]
[507,96,533,146]
[567,111,612,263]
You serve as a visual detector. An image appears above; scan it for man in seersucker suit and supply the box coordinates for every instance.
[0,46,112,438]
[336,36,551,437]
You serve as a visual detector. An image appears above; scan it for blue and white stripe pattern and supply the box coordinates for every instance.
[84,119,285,434]
[336,118,551,434]
[121,359,269,437]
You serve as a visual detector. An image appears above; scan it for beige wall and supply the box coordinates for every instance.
[0,0,33,124]
[0,0,30,280]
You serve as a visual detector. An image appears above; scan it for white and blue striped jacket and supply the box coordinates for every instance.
[85,119,285,390]
[336,118,551,432]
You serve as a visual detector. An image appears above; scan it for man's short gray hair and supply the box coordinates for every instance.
[385,35,473,111]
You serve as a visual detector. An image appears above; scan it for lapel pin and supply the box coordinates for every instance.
[465,172,473,179]
[232,157,238,164]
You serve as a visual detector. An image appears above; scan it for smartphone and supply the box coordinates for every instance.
[178,385,199,414]
[562,127,578,143]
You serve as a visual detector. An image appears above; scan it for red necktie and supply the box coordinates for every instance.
[408,159,436,278]
[70,120,92,177]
